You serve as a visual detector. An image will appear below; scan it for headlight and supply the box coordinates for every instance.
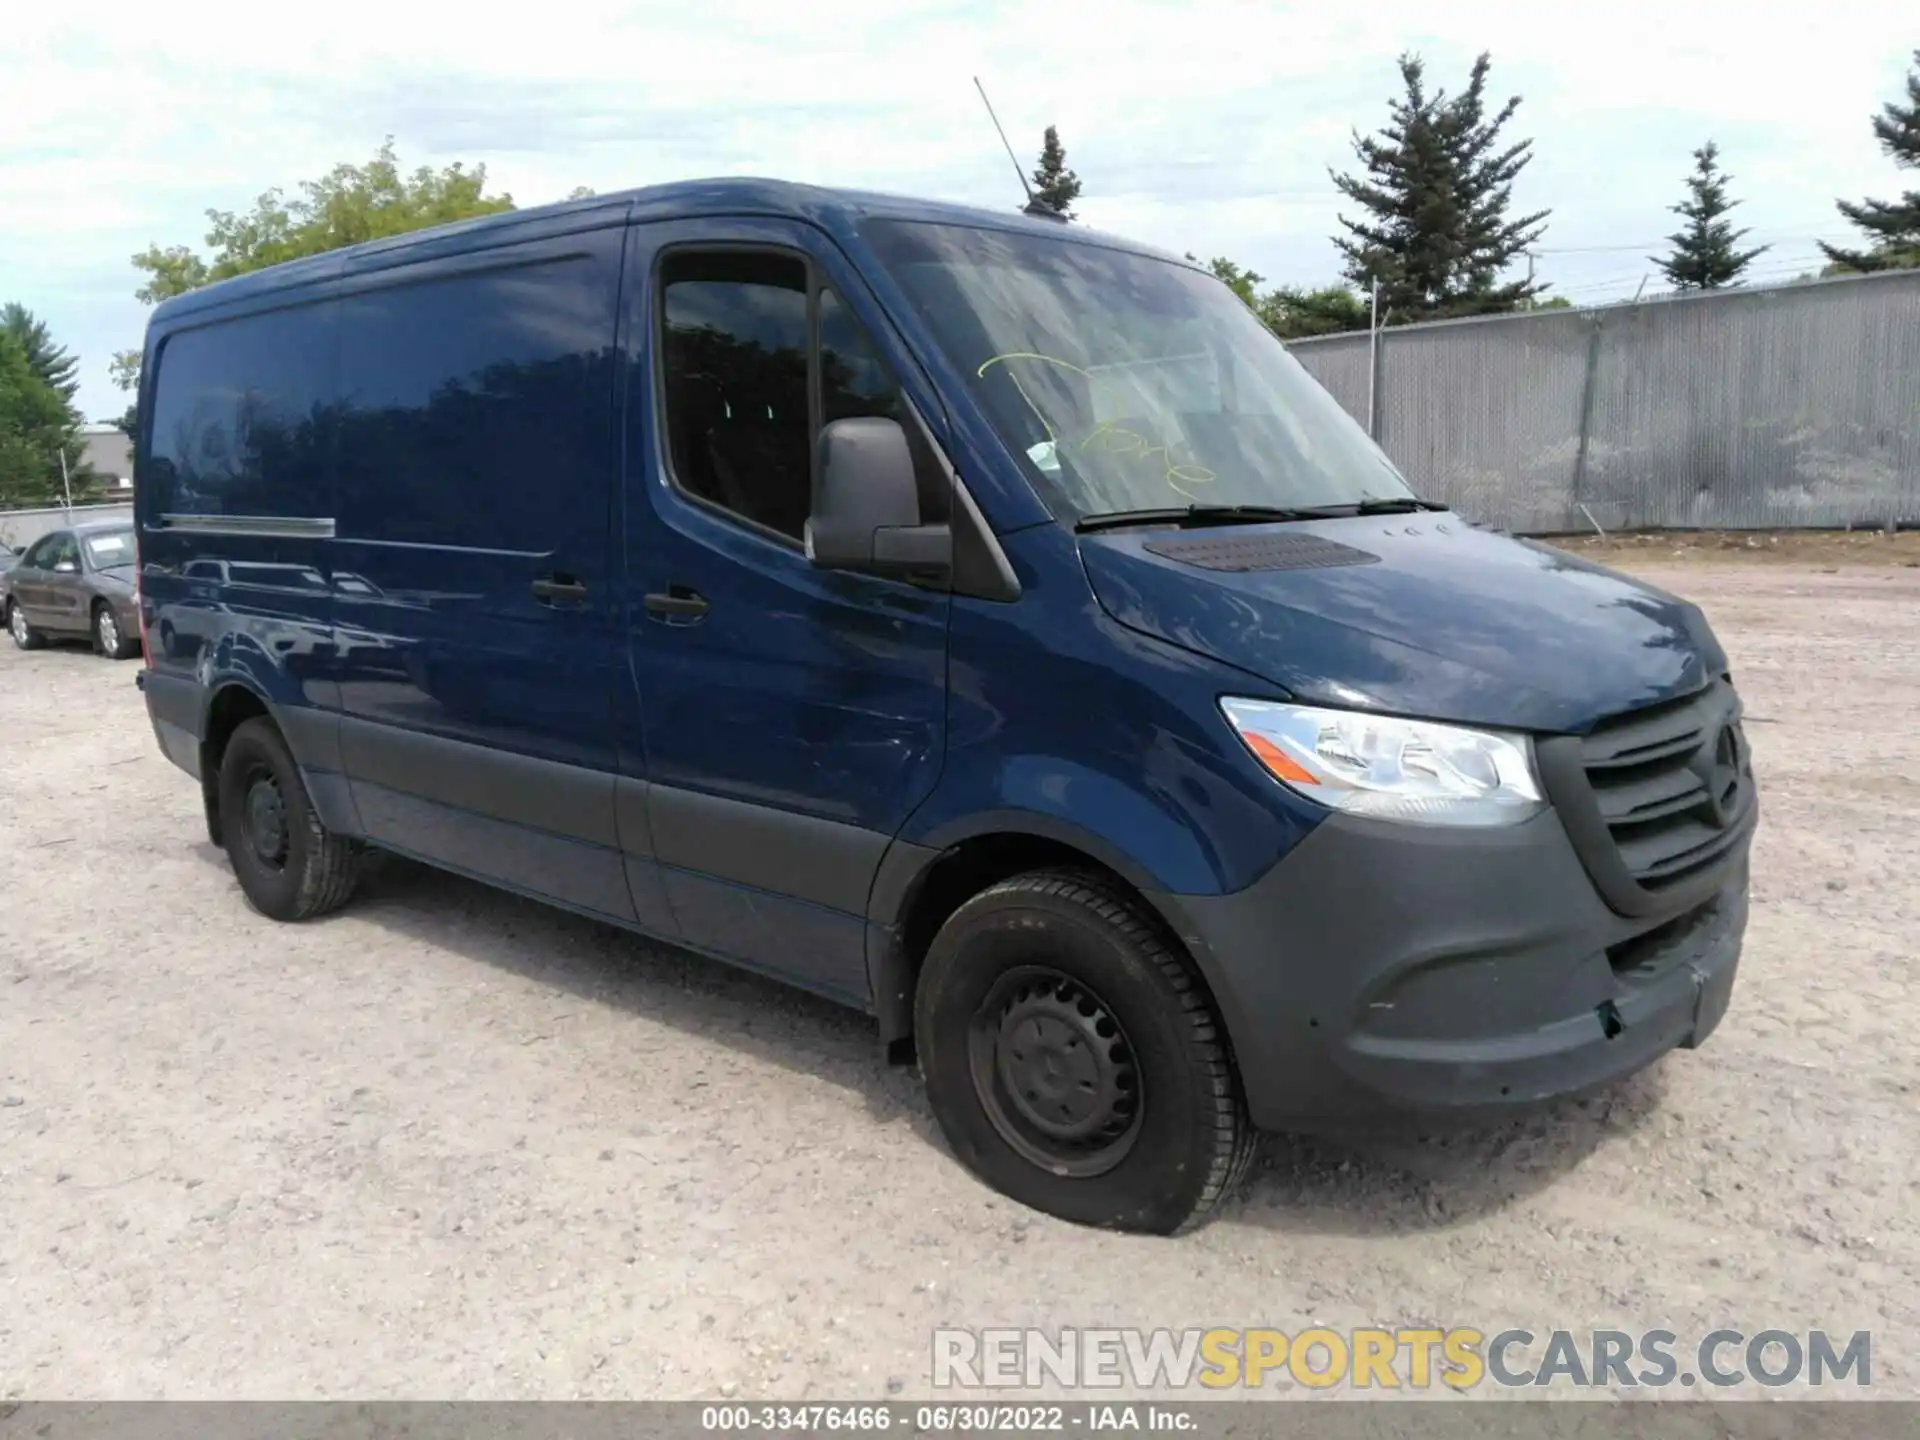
[1219,698,1545,827]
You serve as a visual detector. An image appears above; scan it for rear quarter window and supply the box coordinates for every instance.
[144,305,336,519]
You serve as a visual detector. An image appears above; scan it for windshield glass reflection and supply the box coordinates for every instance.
[863,220,1415,520]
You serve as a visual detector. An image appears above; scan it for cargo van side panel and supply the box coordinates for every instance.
[327,228,645,923]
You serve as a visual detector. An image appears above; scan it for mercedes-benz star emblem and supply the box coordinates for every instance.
[1700,724,1743,827]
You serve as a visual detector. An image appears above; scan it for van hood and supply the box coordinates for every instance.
[1078,515,1726,734]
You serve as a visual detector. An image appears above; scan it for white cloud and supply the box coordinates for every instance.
[1,0,1911,420]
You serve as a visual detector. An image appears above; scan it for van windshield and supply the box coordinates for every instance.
[862,220,1415,522]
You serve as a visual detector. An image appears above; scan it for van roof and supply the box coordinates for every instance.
[149,177,1189,324]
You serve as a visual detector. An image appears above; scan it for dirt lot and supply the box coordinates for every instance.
[2,553,1916,1401]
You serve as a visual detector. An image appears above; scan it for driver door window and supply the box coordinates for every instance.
[657,252,940,543]
[659,252,812,541]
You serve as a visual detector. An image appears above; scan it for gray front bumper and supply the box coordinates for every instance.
[1150,806,1751,1133]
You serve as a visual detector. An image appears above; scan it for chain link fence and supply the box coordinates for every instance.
[1288,269,1920,533]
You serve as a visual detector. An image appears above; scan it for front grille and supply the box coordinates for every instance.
[1577,678,1753,895]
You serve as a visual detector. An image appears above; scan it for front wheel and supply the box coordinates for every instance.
[8,601,43,651]
[217,717,360,921]
[915,869,1256,1234]
[93,602,138,660]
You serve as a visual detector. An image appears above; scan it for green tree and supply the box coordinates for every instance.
[1186,254,1372,340]
[1653,142,1767,290]
[112,138,517,395]
[1030,126,1082,218]
[1821,50,1920,272]
[1266,285,1372,339]
[1,304,82,413]
[1188,254,1264,305]
[0,332,92,508]
[1331,52,1550,321]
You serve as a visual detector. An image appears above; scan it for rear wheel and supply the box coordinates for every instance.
[8,601,43,651]
[915,869,1256,1234]
[93,602,138,660]
[217,717,359,921]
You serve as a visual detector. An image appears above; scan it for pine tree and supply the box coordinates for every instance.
[1653,143,1768,290]
[0,303,82,410]
[1030,126,1082,218]
[1821,50,1920,272]
[1330,52,1550,321]
[0,331,88,508]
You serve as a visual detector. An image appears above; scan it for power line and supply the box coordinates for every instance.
[1536,229,1849,255]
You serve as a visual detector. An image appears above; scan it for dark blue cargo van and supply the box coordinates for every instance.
[132,180,1756,1232]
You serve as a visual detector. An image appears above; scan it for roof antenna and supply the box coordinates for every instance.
[973,77,1067,222]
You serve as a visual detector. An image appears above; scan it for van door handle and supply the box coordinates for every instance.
[532,574,588,605]
[643,586,709,620]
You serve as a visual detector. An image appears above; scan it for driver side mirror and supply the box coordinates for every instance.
[54,560,78,574]
[805,418,951,582]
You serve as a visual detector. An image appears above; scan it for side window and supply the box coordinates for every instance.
[660,252,811,540]
[334,251,620,551]
[145,306,335,518]
[819,287,950,525]
[47,535,79,570]
[818,289,906,426]
[22,534,62,569]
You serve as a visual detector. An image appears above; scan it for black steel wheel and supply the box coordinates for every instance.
[916,869,1255,1233]
[217,716,360,922]
[967,966,1143,1179]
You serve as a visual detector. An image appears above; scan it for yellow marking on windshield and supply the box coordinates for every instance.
[977,352,1091,379]
[978,352,1219,502]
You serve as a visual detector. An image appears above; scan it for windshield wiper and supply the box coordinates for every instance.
[1074,504,1327,534]
[1344,496,1448,515]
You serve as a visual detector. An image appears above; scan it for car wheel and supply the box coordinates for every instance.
[7,601,43,651]
[217,717,360,922]
[93,602,138,660]
[915,869,1256,1234]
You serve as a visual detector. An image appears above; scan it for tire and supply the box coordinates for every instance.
[216,716,359,921]
[7,600,43,651]
[93,602,138,660]
[915,869,1256,1234]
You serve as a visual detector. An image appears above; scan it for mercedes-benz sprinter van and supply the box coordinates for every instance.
[133,180,1756,1232]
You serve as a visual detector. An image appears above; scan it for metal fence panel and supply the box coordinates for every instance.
[1378,308,1592,533]
[1582,275,1920,529]
[1285,332,1372,426]
[0,502,134,550]
[1289,269,1920,532]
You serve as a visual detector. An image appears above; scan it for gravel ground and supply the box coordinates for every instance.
[1,558,1915,1401]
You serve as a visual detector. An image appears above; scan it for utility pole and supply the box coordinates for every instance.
[58,446,74,517]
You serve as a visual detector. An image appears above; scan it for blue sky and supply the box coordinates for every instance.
[3,0,1912,423]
